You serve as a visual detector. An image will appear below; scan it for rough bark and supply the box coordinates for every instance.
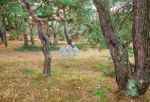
[93,0,130,91]
[132,0,150,95]
[38,21,51,76]
[22,0,51,76]
[93,0,150,96]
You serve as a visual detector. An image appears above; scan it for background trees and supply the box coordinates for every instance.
[0,0,149,97]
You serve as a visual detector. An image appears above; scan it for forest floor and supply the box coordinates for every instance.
[0,40,150,102]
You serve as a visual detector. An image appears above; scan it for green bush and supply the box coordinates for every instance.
[15,45,42,51]
[73,43,87,50]
[50,44,61,51]
[15,44,61,52]
[9,31,18,40]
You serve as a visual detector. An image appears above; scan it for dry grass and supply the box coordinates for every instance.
[0,40,150,102]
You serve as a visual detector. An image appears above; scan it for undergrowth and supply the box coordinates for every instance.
[15,44,60,51]
[73,43,87,51]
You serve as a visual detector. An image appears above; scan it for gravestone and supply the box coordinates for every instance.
[59,47,65,58]
[73,46,78,57]
[66,45,72,57]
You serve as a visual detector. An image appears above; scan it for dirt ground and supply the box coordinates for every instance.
[0,40,150,102]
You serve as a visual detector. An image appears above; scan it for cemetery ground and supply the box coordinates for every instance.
[0,40,150,102]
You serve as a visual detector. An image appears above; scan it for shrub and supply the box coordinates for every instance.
[15,45,42,51]
[72,43,87,50]
[15,44,61,52]
[50,44,60,51]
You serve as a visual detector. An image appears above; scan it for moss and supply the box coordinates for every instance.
[125,79,138,96]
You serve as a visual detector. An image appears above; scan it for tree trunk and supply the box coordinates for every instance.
[24,23,29,46]
[38,21,51,76]
[23,0,52,76]
[29,23,35,45]
[132,0,150,95]
[53,33,57,44]
[2,12,7,47]
[93,0,130,91]
[63,8,72,46]
[24,32,29,46]
[93,0,150,96]
[51,20,58,44]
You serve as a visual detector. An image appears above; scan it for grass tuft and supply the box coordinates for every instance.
[94,85,108,102]
[94,62,115,78]
[19,67,38,77]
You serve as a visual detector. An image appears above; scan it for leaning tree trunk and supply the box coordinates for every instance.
[51,20,58,44]
[23,0,52,76]
[38,21,51,76]
[63,8,72,46]
[93,0,130,91]
[93,0,150,96]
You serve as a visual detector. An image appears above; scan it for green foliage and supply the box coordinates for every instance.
[94,85,108,102]
[8,29,26,40]
[73,43,87,50]
[87,31,106,49]
[125,79,138,96]
[5,4,26,17]
[15,45,42,52]
[15,44,61,52]
[36,3,53,18]
[53,0,90,8]
[26,0,34,3]
[50,44,61,51]
[9,32,18,40]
